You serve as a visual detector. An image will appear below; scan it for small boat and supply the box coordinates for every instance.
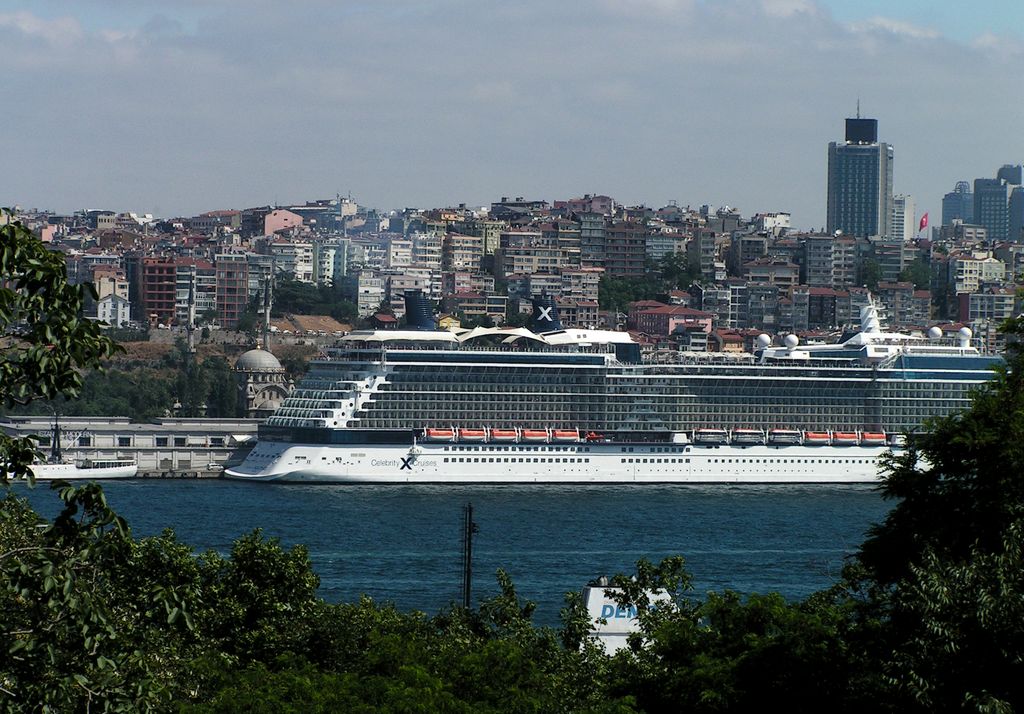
[860,432,887,445]
[551,429,580,442]
[731,428,765,445]
[695,428,729,444]
[521,429,550,442]
[831,431,860,445]
[458,428,487,441]
[25,413,136,481]
[490,428,519,442]
[30,459,138,481]
[768,429,803,444]
[803,431,831,445]
[424,428,456,441]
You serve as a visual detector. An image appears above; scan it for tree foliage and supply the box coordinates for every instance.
[598,253,701,312]
[272,274,357,324]
[0,214,120,482]
[842,315,1024,711]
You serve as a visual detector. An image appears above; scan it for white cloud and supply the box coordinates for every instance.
[850,16,940,40]
[0,10,83,44]
[0,2,1020,227]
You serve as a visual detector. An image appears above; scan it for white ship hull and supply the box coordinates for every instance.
[30,461,138,481]
[226,440,891,484]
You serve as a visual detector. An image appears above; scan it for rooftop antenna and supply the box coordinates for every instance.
[856,97,861,119]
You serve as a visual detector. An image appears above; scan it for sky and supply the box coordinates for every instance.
[2,1,1022,230]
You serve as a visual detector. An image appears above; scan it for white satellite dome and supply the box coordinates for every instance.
[783,334,799,349]
[756,334,772,348]
[927,326,942,340]
[958,327,973,339]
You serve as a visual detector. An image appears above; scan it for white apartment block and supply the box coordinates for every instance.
[265,239,315,282]
[96,294,131,328]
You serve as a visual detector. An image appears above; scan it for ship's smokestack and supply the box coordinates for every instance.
[403,290,436,330]
[529,294,562,333]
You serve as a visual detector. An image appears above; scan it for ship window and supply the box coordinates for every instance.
[156,437,168,447]
[585,458,590,463]
[621,447,626,452]
[642,458,648,463]
[685,458,690,463]
[443,458,448,463]
[621,458,626,463]
[117,437,131,447]
[474,458,480,463]
[175,437,186,447]
[79,435,92,447]
[628,448,634,453]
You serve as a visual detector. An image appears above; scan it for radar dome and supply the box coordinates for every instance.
[756,334,772,348]
[927,326,942,340]
[783,334,799,349]
[958,327,973,339]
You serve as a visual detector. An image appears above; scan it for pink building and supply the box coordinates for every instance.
[263,209,304,236]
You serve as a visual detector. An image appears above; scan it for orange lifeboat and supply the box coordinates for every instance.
[458,428,487,442]
[552,429,580,442]
[860,432,887,445]
[424,428,456,442]
[490,428,519,442]
[832,431,860,445]
[521,429,550,442]
[803,431,831,445]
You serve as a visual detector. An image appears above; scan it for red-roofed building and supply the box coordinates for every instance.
[369,313,399,330]
[635,305,714,337]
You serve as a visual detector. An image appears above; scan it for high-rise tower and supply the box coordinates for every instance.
[826,116,894,238]
[941,181,973,226]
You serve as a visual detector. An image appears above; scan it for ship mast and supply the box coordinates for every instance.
[50,410,62,464]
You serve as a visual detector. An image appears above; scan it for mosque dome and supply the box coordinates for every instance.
[235,348,283,372]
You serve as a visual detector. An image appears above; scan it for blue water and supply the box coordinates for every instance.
[16,481,890,627]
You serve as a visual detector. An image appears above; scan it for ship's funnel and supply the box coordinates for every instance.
[529,294,563,333]
[403,290,436,330]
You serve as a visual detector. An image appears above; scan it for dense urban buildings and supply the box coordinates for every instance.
[8,115,1023,356]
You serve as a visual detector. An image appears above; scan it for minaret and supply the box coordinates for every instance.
[186,270,197,354]
[262,275,272,352]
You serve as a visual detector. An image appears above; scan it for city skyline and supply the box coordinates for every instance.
[2,1,1022,227]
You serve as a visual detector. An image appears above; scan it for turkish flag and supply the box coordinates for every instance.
[919,213,929,231]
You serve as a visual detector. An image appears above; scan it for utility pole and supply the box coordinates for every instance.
[461,502,479,609]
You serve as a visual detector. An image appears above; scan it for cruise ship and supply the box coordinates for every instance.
[225,292,1001,484]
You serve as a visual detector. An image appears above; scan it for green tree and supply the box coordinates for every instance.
[897,258,931,291]
[660,251,700,291]
[202,356,240,418]
[847,316,1024,711]
[0,214,120,482]
[0,485,202,710]
[858,258,882,291]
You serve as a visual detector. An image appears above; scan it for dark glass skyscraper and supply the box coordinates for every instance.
[941,181,974,226]
[826,117,893,238]
[974,177,1011,243]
